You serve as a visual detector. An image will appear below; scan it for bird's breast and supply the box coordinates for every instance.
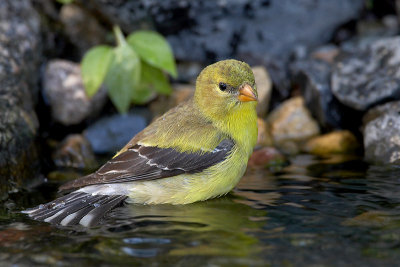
[126,146,248,204]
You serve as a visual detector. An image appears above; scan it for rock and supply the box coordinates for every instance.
[291,59,361,130]
[310,45,340,64]
[84,111,148,154]
[84,0,364,95]
[170,84,195,106]
[248,147,286,169]
[150,84,195,118]
[176,61,204,83]
[43,60,108,126]
[86,0,363,62]
[339,15,399,56]
[252,66,272,117]
[362,100,400,128]
[267,97,320,154]
[0,0,42,196]
[343,210,393,228]
[302,130,359,155]
[332,36,400,111]
[356,15,399,39]
[364,113,400,164]
[52,134,97,170]
[60,4,108,57]
[256,118,273,147]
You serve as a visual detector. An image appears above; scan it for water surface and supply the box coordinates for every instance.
[1,155,400,266]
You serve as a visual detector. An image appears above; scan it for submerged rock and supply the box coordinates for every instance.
[267,97,320,154]
[364,113,400,165]
[0,0,42,196]
[84,111,149,154]
[52,134,97,170]
[302,130,359,156]
[43,60,107,126]
[332,37,400,111]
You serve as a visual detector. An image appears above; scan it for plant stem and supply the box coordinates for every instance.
[113,25,126,46]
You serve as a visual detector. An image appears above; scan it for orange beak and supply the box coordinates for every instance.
[238,84,257,102]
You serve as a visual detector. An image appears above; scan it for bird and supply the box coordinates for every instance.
[23,59,258,227]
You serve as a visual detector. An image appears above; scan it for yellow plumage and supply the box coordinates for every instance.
[118,59,258,204]
[24,59,258,226]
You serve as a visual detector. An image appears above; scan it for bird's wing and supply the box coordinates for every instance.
[59,138,235,191]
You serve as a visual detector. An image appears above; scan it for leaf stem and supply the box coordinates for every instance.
[113,25,126,47]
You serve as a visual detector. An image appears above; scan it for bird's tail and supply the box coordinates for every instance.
[22,192,127,227]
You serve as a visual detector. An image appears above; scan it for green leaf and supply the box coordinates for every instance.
[81,45,113,97]
[131,85,156,104]
[132,61,172,104]
[127,31,177,78]
[131,61,172,104]
[140,61,173,95]
[105,43,141,113]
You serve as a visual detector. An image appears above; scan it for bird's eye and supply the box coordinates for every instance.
[219,82,227,91]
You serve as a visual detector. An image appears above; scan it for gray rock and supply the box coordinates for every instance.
[85,0,363,62]
[0,0,41,196]
[341,15,399,55]
[292,59,361,130]
[84,112,148,154]
[43,60,108,126]
[332,37,400,111]
[363,100,400,128]
[82,0,363,95]
[364,113,400,165]
[60,4,108,57]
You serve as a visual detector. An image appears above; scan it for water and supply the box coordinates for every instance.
[1,154,400,266]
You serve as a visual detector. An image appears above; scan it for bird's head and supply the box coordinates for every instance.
[194,59,258,121]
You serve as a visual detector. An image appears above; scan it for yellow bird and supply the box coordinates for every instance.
[23,59,258,226]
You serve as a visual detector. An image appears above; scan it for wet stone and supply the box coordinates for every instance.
[86,0,363,95]
[364,113,400,165]
[84,111,149,154]
[291,59,360,130]
[302,130,359,156]
[332,36,400,111]
[362,100,400,129]
[267,97,320,155]
[52,134,97,170]
[0,0,42,196]
[248,147,286,169]
[43,60,108,126]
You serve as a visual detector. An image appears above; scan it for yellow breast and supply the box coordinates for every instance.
[126,146,247,204]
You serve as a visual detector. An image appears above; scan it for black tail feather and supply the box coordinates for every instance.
[23,192,127,227]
